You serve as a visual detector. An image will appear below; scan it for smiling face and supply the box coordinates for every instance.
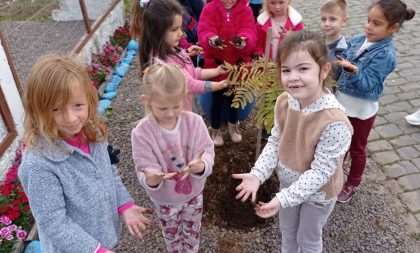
[220,0,238,10]
[165,14,183,49]
[267,0,290,19]
[52,82,89,139]
[321,6,348,42]
[145,92,184,130]
[365,5,399,42]
[280,50,330,108]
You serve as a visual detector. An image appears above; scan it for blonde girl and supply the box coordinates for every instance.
[233,31,353,252]
[255,0,303,60]
[18,54,150,253]
[131,62,215,252]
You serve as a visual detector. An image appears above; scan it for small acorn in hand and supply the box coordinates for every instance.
[214,37,224,47]
[231,36,248,47]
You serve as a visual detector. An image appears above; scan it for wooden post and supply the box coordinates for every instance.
[255,27,272,160]
[79,0,92,33]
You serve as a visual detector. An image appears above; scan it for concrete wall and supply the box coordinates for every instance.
[0,40,24,178]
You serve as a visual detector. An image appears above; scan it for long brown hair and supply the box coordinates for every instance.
[130,0,183,70]
[23,54,107,149]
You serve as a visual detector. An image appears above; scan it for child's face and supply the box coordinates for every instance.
[146,93,183,130]
[365,5,400,42]
[52,82,89,139]
[320,7,347,40]
[165,14,183,49]
[280,50,330,108]
[267,0,290,18]
[220,0,238,10]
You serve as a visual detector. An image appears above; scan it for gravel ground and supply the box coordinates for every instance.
[108,60,419,253]
[0,20,86,85]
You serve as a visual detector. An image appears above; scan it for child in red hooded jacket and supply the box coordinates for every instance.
[198,0,257,147]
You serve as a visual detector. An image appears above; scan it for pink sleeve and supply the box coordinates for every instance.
[255,23,266,56]
[235,7,257,55]
[182,69,205,94]
[198,6,219,57]
[191,115,215,178]
[94,244,107,253]
[118,201,135,215]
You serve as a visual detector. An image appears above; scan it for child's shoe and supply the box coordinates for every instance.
[405,109,420,125]
[209,127,224,147]
[228,122,242,143]
[337,183,359,203]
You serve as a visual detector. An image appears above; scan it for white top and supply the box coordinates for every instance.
[250,92,352,208]
[336,39,378,120]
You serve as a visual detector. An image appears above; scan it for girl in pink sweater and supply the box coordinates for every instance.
[131,62,215,252]
[130,0,230,111]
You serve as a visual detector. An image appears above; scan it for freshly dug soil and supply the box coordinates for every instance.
[202,122,279,230]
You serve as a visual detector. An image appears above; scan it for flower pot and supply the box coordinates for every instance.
[11,222,38,253]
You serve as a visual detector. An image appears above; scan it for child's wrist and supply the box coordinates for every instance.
[205,80,212,92]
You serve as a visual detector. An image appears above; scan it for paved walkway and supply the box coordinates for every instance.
[294,0,420,235]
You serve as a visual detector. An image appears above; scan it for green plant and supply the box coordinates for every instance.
[224,57,283,133]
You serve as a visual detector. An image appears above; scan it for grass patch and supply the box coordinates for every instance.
[0,0,58,21]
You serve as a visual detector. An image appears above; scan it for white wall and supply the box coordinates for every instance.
[0,39,24,178]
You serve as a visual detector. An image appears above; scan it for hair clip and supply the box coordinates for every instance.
[139,0,150,8]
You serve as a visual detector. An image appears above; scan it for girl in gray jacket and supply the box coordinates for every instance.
[18,54,150,253]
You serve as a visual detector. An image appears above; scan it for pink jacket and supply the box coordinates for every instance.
[255,6,303,58]
[167,49,205,111]
[198,0,256,73]
[131,111,215,206]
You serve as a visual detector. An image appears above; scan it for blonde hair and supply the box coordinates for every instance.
[24,54,107,149]
[142,61,186,113]
[320,0,347,14]
[262,0,291,17]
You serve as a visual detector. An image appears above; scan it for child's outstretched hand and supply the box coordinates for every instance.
[216,65,230,75]
[231,173,261,203]
[140,168,177,187]
[179,151,205,180]
[122,205,153,239]
[209,36,226,50]
[230,36,248,49]
[333,55,358,73]
[255,197,280,218]
[187,45,203,57]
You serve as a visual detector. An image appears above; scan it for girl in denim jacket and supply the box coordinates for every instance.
[334,0,415,203]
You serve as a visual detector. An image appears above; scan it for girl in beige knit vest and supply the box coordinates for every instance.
[232,30,353,253]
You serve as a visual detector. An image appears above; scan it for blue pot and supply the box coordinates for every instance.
[114,63,129,77]
[24,240,41,253]
[98,99,111,115]
[101,91,117,100]
[198,92,253,122]
[105,75,122,93]
[127,40,139,52]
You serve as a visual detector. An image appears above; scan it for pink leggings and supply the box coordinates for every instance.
[346,115,376,187]
[154,194,203,253]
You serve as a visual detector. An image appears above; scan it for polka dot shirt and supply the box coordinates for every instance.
[251,92,352,208]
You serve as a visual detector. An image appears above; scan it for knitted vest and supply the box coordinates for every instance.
[276,93,353,199]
